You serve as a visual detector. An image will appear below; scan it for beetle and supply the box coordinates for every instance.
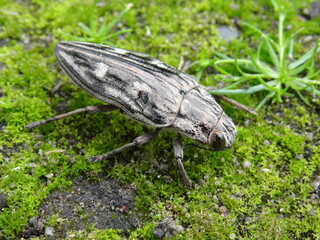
[25,41,237,188]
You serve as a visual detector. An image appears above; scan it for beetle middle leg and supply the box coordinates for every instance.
[25,105,118,130]
[173,135,192,189]
[88,129,160,162]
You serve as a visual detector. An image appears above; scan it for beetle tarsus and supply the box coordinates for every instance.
[25,105,118,130]
[173,135,192,189]
[88,129,159,162]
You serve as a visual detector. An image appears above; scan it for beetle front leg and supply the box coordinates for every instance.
[25,105,118,130]
[88,129,160,162]
[173,135,192,189]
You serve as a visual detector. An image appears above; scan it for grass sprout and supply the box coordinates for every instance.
[192,1,320,110]
[64,1,133,45]
[0,84,15,109]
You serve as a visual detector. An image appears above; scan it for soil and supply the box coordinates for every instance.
[21,175,143,239]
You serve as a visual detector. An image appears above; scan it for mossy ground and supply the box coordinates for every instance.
[0,0,319,239]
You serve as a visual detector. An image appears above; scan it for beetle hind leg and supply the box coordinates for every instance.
[88,129,159,162]
[25,105,118,130]
[173,135,192,189]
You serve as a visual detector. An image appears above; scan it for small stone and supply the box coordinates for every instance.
[198,179,205,186]
[203,174,210,180]
[310,208,315,216]
[163,175,173,184]
[0,194,7,210]
[27,162,37,168]
[305,132,313,141]
[277,214,284,219]
[244,119,251,127]
[245,217,252,223]
[261,168,270,173]
[152,217,184,239]
[285,24,293,31]
[45,173,54,179]
[263,140,271,146]
[302,8,310,16]
[45,227,54,236]
[310,1,320,18]
[219,206,227,214]
[243,161,252,169]
[311,193,318,200]
[229,3,239,10]
[302,35,313,43]
[153,228,165,239]
[268,164,274,169]
[230,233,236,239]
[33,134,44,139]
[96,1,106,7]
[217,25,239,42]
[29,217,44,233]
[234,192,242,198]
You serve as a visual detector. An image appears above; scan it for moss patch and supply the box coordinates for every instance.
[0,0,319,239]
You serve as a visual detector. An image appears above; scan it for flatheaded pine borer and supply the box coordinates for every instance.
[26,41,237,188]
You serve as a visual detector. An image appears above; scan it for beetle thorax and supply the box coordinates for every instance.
[172,87,237,150]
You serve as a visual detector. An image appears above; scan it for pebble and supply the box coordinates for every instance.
[310,193,318,200]
[45,173,54,179]
[45,227,54,236]
[152,217,184,239]
[217,25,239,42]
[305,132,313,141]
[230,233,236,239]
[243,161,252,169]
[219,206,228,214]
[245,217,252,223]
[263,140,271,146]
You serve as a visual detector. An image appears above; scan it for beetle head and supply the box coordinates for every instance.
[208,112,236,151]
[173,87,237,151]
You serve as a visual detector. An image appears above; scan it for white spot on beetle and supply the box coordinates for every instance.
[150,59,167,69]
[113,48,128,55]
[95,62,109,79]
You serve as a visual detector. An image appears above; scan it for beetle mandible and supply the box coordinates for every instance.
[26,41,237,188]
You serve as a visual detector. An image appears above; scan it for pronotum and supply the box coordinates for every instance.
[26,41,237,188]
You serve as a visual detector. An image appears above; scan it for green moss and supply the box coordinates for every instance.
[0,0,319,239]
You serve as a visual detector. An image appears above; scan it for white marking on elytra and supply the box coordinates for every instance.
[113,48,128,55]
[95,62,109,79]
[150,59,168,69]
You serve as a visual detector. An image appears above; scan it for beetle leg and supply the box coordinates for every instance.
[88,129,159,162]
[25,105,118,130]
[173,135,192,189]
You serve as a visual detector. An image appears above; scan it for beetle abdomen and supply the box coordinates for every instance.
[55,41,197,127]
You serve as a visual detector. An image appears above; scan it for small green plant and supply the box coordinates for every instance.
[192,0,320,110]
[65,1,133,45]
[0,84,15,109]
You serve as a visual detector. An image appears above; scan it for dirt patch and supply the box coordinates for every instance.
[21,176,142,239]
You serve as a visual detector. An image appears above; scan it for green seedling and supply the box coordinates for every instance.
[0,84,15,109]
[64,1,133,45]
[192,0,320,110]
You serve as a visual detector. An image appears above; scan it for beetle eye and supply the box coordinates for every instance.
[210,131,226,151]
